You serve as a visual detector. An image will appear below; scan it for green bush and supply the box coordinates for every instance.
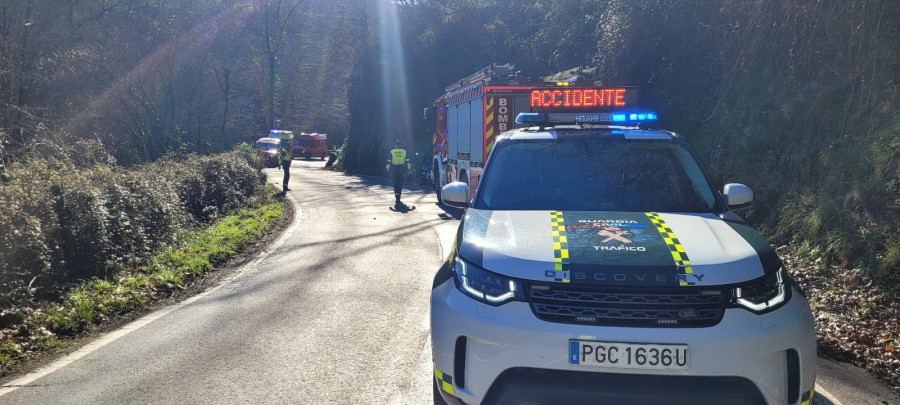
[0,142,267,316]
[52,170,111,280]
[173,151,266,222]
[0,159,62,305]
[94,166,185,272]
[15,195,284,342]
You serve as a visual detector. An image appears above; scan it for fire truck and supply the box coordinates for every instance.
[293,132,329,160]
[430,63,636,202]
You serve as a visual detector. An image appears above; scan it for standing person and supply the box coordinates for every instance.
[386,139,412,206]
[279,139,293,195]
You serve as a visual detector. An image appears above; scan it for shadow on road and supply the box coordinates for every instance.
[434,204,463,220]
[339,173,465,220]
[437,210,462,220]
[812,394,836,405]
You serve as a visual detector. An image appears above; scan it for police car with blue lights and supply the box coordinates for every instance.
[430,86,816,404]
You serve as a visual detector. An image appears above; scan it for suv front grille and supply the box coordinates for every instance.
[526,283,726,327]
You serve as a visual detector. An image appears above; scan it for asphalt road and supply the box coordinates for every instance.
[0,159,896,404]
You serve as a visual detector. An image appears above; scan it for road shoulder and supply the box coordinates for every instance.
[816,356,899,405]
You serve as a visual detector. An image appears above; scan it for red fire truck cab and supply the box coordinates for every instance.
[293,133,329,160]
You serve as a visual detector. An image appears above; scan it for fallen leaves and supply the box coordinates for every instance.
[782,245,900,392]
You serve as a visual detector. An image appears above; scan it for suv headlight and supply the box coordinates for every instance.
[730,267,792,314]
[453,257,523,305]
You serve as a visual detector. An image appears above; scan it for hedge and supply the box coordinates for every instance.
[0,141,267,322]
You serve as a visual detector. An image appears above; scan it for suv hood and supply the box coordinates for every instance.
[457,209,780,287]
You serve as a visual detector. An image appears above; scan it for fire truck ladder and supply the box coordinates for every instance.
[444,63,518,93]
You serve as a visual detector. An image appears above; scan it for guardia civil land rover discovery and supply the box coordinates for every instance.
[431,111,817,405]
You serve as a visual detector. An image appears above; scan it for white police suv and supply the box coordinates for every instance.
[431,111,816,404]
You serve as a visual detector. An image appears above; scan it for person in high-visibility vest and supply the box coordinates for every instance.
[279,139,293,194]
[386,139,412,205]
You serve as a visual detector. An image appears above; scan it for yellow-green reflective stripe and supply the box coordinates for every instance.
[550,211,570,283]
[800,389,814,405]
[646,212,694,286]
[434,368,455,395]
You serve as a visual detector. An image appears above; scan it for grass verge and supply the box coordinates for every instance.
[0,189,288,376]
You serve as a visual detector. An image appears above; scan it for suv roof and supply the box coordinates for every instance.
[500,125,680,142]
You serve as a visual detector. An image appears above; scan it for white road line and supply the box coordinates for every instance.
[0,192,302,397]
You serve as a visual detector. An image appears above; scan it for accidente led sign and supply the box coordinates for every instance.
[530,88,630,110]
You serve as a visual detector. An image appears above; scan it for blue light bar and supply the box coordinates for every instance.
[516,113,547,124]
[627,113,657,121]
[516,111,659,126]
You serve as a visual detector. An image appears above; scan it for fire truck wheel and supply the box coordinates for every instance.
[433,162,443,203]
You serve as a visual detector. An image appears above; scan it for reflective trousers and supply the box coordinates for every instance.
[390,165,405,202]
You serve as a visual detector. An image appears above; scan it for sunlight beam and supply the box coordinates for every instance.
[377,1,412,146]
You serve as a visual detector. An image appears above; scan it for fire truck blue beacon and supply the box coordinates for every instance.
[429,64,816,405]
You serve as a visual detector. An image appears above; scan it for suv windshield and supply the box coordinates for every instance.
[476,136,718,212]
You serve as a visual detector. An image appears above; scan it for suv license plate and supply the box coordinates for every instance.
[569,340,689,370]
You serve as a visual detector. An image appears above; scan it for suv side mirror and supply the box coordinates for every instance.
[441,182,469,208]
[723,183,753,209]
